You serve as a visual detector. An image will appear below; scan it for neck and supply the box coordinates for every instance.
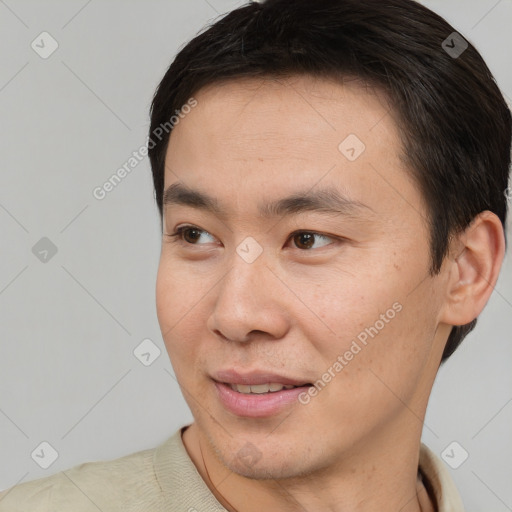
[182,422,436,512]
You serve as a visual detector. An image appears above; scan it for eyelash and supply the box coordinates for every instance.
[164,225,338,251]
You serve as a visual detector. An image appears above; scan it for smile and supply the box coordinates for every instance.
[228,383,299,394]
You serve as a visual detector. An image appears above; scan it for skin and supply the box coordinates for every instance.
[155,75,505,512]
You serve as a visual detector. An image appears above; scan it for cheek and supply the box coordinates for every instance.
[322,282,441,422]
[301,247,437,374]
[156,257,204,329]
[155,260,204,360]
[155,261,178,334]
[294,263,402,348]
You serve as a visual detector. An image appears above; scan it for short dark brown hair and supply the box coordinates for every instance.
[148,0,511,361]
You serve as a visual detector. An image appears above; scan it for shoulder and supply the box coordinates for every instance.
[0,442,162,512]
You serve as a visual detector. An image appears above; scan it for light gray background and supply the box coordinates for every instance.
[0,0,511,510]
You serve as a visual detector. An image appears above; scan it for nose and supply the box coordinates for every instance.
[206,250,291,344]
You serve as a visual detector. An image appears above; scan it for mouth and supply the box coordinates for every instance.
[226,382,305,394]
[211,369,313,417]
[213,369,312,387]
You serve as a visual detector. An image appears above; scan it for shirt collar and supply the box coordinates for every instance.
[419,443,465,512]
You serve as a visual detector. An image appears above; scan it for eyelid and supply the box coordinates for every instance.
[288,229,333,238]
[166,224,217,245]
[166,224,340,250]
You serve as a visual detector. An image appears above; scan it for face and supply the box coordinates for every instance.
[156,75,452,479]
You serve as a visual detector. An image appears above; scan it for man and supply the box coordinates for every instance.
[1,0,510,510]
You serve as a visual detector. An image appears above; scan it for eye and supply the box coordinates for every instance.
[288,231,335,250]
[165,225,216,245]
[165,225,336,250]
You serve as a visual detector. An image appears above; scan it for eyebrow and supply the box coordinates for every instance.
[162,182,373,219]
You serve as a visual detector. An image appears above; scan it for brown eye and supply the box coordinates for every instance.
[166,225,215,245]
[293,232,315,249]
[291,231,334,250]
[182,227,203,244]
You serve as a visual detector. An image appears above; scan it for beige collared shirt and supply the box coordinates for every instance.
[0,427,465,511]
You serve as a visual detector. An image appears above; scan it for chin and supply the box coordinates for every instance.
[209,432,319,481]
[225,455,308,481]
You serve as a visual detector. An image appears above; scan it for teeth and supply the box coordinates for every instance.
[229,383,298,394]
[235,384,252,394]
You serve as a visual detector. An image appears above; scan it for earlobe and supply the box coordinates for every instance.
[440,211,506,327]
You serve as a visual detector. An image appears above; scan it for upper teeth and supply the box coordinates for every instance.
[230,383,297,394]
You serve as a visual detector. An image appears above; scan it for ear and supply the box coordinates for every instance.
[439,211,506,327]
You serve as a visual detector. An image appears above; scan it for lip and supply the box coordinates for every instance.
[213,369,311,387]
[214,381,311,418]
[212,369,312,418]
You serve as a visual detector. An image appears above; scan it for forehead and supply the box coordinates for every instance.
[175,75,395,150]
[163,75,421,221]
